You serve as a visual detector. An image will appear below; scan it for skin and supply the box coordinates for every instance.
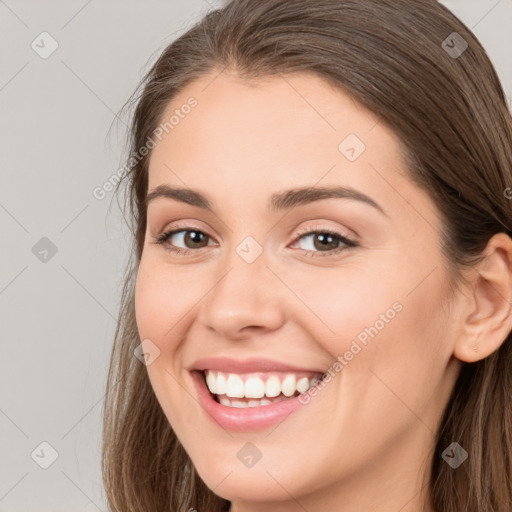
[134,69,512,512]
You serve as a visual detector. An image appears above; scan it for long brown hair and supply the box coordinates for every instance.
[102,1,512,510]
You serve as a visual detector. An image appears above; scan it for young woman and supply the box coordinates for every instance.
[102,1,512,511]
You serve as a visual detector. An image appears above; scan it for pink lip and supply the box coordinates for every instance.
[189,356,324,374]
[190,370,309,431]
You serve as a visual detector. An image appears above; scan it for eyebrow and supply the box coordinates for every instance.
[146,184,388,216]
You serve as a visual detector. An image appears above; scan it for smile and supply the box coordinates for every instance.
[189,357,327,431]
[204,370,322,408]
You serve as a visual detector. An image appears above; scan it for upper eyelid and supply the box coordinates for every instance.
[149,203,362,238]
[156,217,355,236]
[159,223,351,237]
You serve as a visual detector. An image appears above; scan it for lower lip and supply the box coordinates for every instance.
[191,371,306,431]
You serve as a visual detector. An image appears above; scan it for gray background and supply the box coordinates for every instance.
[0,1,510,510]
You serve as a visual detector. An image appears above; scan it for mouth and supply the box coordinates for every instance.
[202,369,323,408]
[188,356,328,431]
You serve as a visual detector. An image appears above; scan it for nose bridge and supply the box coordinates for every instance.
[200,235,286,336]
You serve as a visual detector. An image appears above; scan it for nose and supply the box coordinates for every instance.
[198,250,286,339]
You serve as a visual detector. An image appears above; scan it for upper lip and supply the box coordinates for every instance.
[189,356,325,374]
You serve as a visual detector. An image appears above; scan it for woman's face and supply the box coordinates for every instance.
[135,70,462,508]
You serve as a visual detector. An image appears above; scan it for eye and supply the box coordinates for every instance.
[290,227,358,257]
[152,225,216,255]
[151,224,358,258]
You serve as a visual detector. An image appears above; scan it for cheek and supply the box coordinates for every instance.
[134,261,203,427]
[286,265,403,357]
[134,258,205,346]
[294,261,450,400]
[344,269,453,424]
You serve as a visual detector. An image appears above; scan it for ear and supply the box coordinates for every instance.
[453,232,512,363]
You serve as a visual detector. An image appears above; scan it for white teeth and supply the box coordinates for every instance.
[226,374,244,398]
[204,370,321,400]
[265,376,281,397]
[245,377,265,398]
[297,377,310,393]
[206,371,217,394]
[216,372,226,395]
[281,374,296,397]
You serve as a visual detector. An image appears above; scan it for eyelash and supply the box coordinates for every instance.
[151,223,358,258]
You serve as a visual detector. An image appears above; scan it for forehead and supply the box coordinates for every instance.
[146,70,433,224]
[149,71,388,171]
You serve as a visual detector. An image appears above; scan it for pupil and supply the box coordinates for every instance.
[186,231,206,248]
[315,233,338,251]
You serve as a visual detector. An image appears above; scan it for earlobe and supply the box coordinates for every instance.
[453,233,512,363]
